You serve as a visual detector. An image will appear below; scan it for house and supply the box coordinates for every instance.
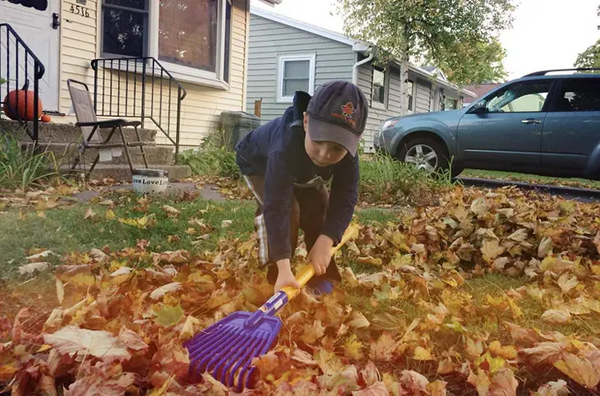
[245,7,477,152]
[0,0,282,152]
[462,83,502,107]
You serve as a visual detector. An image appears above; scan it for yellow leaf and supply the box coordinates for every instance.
[185,227,197,235]
[507,297,522,319]
[299,320,326,344]
[37,210,46,218]
[291,348,317,367]
[179,315,200,342]
[482,239,505,262]
[413,346,433,361]
[489,340,518,360]
[105,209,115,220]
[538,237,553,258]
[56,277,64,304]
[466,337,484,359]
[471,197,490,217]
[347,311,370,329]
[557,273,579,294]
[554,353,600,389]
[154,304,185,328]
[162,205,180,217]
[344,335,364,360]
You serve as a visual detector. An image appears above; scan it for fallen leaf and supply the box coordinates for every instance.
[533,379,569,396]
[482,240,505,262]
[150,282,182,300]
[105,209,116,220]
[43,326,130,361]
[344,335,365,360]
[538,237,553,258]
[351,381,387,396]
[221,220,233,228]
[179,315,200,342]
[556,273,579,294]
[67,372,135,396]
[84,208,96,219]
[490,368,518,396]
[369,333,397,362]
[299,320,326,344]
[471,197,490,217]
[154,304,185,328]
[542,308,571,324]
[18,262,50,275]
[292,348,318,367]
[162,205,180,217]
[554,352,600,389]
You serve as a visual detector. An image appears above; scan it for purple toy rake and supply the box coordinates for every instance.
[184,224,359,391]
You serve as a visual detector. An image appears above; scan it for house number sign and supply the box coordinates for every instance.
[70,4,90,17]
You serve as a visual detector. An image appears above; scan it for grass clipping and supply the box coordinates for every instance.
[2,187,600,394]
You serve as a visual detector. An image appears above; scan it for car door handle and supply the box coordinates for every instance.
[521,118,542,125]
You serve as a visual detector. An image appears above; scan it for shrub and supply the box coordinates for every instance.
[0,134,59,190]
[359,153,454,206]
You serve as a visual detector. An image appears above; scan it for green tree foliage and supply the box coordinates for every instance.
[337,0,515,86]
[574,39,600,70]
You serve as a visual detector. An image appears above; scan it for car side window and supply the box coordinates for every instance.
[555,79,600,112]
[485,81,552,113]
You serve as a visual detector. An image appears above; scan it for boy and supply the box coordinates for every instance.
[235,81,368,294]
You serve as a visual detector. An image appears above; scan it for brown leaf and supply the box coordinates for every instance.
[84,207,96,219]
[44,326,130,361]
[538,237,553,258]
[504,322,540,346]
[554,352,600,389]
[351,381,388,396]
[360,361,381,386]
[291,348,317,367]
[299,320,326,344]
[489,368,518,396]
[556,273,579,295]
[594,230,600,254]
[521,342,565,365]
[482,239,505,262]
[542,308,572,324]
[399,370,429,393]
[118,328,148,352]
[67,372,135,396]
[533,380,569,396]
[369,333,398,362]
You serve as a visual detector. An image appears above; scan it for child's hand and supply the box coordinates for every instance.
[308,235,334,276]
[274,259,300,292]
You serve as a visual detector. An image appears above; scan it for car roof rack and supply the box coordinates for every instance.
[524,67,600,77]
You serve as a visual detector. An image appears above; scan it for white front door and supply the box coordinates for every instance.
[0,0,60,112]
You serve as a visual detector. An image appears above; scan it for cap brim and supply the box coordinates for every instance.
[307,118,360,157]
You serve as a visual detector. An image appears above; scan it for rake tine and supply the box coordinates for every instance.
[189,327,240,382]
[202,330,246,374]
[213,332,256,383]
[238,334,270,391]
[225,333,264,388]
[187,325,230,355]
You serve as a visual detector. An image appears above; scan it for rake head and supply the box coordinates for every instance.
[185,311,282,391]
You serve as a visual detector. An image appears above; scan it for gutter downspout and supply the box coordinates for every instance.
[352,44,374,85]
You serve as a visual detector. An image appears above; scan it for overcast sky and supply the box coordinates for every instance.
[252,0,600,80]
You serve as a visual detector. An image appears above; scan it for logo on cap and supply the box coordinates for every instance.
[341,102,357,119]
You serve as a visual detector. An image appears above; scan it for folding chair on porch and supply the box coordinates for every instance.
[67,79,153,179]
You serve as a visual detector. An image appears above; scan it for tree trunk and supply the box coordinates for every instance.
[400,52,410,117]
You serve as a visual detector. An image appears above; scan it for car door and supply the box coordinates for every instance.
[541,78,600,176]
[457,79,554,171]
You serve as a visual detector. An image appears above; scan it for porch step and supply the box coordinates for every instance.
[0,119,157,143]
[29,142,175,166]
[62,164,192,181]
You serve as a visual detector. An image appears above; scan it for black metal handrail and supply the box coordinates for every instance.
[90,57,187,161]
[0,23,45,143]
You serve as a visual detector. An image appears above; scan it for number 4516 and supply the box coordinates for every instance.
[70,4,90,17]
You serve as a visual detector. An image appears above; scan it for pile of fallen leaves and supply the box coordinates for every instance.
[2,186,600,394]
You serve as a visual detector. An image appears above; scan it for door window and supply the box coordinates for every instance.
[484,81,552,113]
[556,79,600,112]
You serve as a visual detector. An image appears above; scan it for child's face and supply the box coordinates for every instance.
[303,113,348,167]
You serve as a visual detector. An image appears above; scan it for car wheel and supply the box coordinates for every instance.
[398,138,449,173]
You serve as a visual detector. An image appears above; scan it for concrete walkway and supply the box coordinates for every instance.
[75,183,228,202]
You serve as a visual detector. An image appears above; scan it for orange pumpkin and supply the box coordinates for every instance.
[2,80,43,121]
[41,114,52,123]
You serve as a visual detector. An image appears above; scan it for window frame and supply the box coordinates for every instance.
[100,0,233,89]
[549,78,600,113]
[406,80,415,113]
[371,66,388,110]
[480,80,555,114]
[276,53,316,103]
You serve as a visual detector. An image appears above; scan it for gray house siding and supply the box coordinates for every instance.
[415,78,432,113]
[356,63,403,151]
[246,14,354,122]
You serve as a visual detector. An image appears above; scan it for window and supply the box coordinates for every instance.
[372,68,386,107]
[439,89,445,111]
[407,80,414,112]
[484,81,552,113]
[444,97,458,111]
[276,54,316,102]
[102,0,233,86]
[556,79,600,112]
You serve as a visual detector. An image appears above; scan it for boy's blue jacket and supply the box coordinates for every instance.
[235,91,359,262]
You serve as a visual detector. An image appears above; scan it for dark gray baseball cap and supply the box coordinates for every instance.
[306,81,369,157]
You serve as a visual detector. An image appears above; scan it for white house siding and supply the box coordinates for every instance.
[57,0,250,147]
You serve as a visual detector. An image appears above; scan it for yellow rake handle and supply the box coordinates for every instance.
[280,223,360,300]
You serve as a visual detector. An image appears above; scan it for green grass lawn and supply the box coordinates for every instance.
[461,168,600,189]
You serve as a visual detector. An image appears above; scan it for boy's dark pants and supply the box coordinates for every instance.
[244,175,342,285]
